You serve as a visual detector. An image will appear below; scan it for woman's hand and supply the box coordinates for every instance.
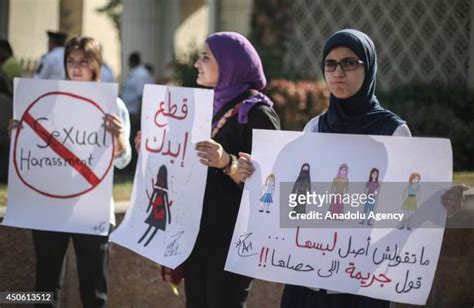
[237,152,255,182]
[104,114,127,158]
[195,139,230,169]
[134,131,141,154]
[7,119,22,137]
[442,184,469,217]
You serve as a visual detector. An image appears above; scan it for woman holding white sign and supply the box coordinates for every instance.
[188,32,280,307]
[238,29,467,307]
[9,36,131,307]
[268,28,407,308]
[279,29,409,308]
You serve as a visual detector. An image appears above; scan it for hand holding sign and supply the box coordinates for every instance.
[4,78,119,235]
[103,113,127,157]
[195,139,230,168]
[7,119,22,136]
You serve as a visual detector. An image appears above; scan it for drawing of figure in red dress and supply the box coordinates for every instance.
[138,165,173,247]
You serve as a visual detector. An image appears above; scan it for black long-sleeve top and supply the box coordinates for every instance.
[194,92,281,267]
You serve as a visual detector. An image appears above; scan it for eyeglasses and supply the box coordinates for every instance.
[66,59,90,68]
[321,58,364,72]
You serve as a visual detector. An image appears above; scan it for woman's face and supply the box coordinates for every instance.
[324,46,365,99]
[339,166,347,176]
[194,43,219,87]
[413,176,420,184]
[66,49,93,82]
[371,170,378,180]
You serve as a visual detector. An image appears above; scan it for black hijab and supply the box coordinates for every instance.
[318,29,405,135]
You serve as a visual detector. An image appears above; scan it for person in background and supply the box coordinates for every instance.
[9,36,131,308]
[99,43,114,83]
[33,30,67,80]
[121,51,154,172]
[0,39,23,91]
[121,51,154,121]
[101,62,114,83]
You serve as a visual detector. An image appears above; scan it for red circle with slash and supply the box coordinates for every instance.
[13,91,115,199]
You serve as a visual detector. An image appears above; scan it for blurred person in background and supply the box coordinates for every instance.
[0,39,23,92]
[33,30,67,80]
[121,51,154,172]
[99,43,114,83]
[121,51,154,122]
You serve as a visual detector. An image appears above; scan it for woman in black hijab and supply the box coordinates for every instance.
[291,163,312,213]
[235,28,468,307]
[313,29,408,135]
[278,28,410,308]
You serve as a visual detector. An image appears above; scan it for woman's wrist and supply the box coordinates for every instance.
[216,151,231,170]
[223,153,238,175]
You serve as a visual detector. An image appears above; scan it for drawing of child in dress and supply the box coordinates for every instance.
[259,174,275,213]
[138,165,173,247]
[328,163,349,217]
[360,168,380,225]
[398,172,421,231]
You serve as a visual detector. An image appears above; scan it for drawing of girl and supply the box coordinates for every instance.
[398,172,421,230]
[328,163,349,217]
[292,163,311,213]
[259,174,275,213]
[138,165,173,246]
[360,168,380,225]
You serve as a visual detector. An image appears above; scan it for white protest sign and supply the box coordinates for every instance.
[3,78,118,235]
[110,85,213,269]
[225,129,452,305]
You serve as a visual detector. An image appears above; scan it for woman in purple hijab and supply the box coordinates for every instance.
[186,32,280,307]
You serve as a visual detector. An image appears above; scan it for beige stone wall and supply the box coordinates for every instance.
[8,0,60,71]
[82,0,121,80]
[7,0,120,79]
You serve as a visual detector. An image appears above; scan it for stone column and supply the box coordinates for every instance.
[121,0,160,81]
[121,0,179,81]
[217,0,252,35]
[208,0,217,34]
[157,0,180,78]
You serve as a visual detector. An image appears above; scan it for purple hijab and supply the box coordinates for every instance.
[206,32,272,123]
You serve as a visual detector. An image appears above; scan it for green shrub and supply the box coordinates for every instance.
[170,49,199,88]
[378,84,474,170]
[264,79,329,130]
